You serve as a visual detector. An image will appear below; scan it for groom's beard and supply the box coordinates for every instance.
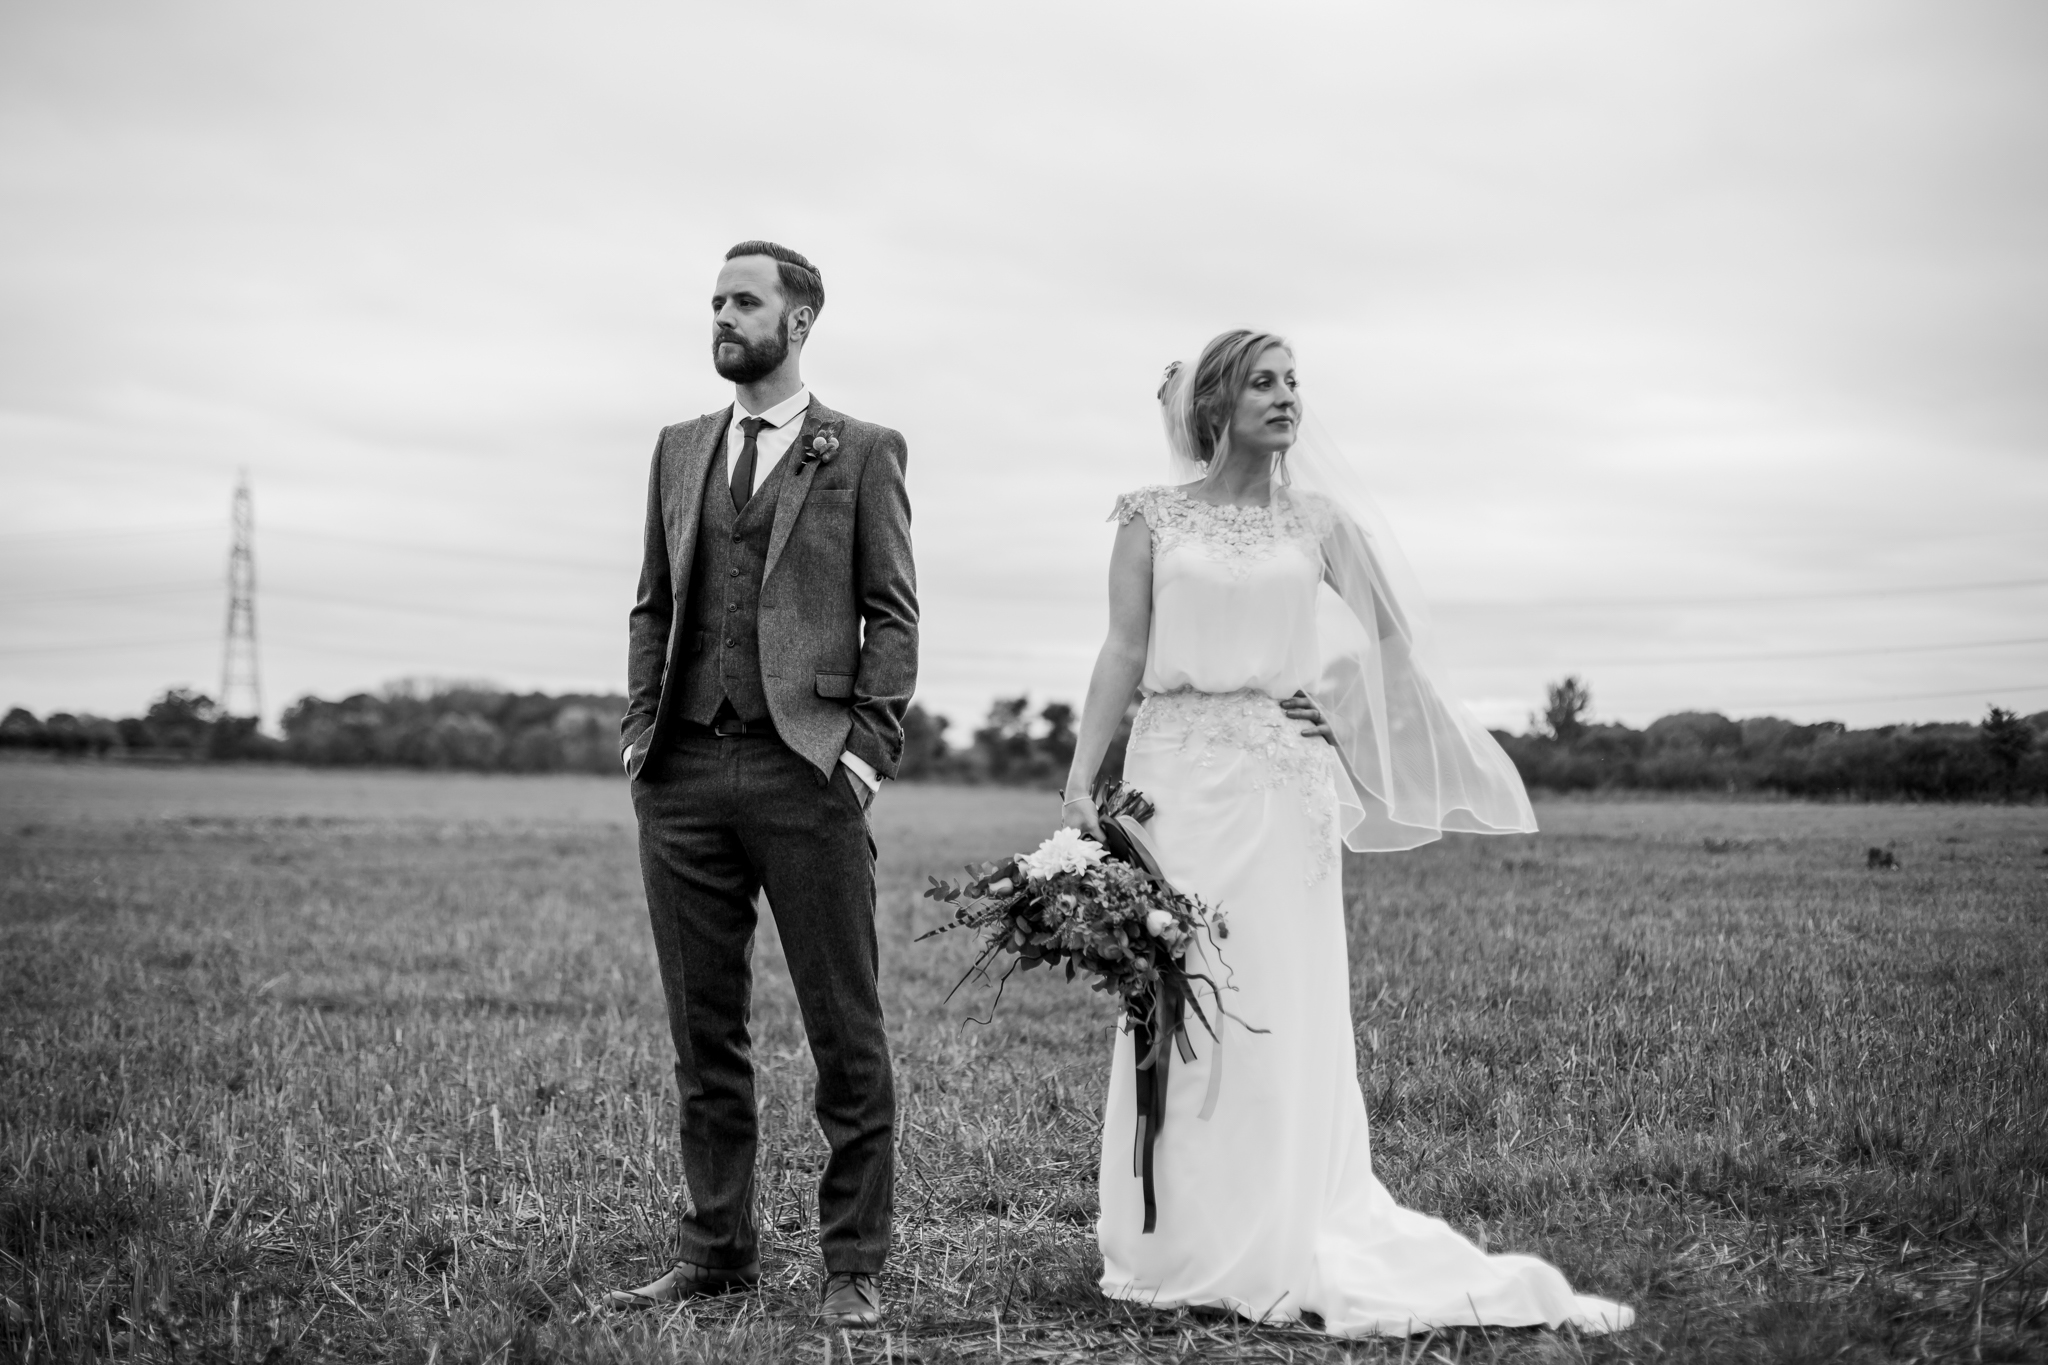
[712,316,790,384]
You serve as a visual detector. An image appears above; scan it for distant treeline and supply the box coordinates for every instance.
[0,686,1110,783]
[1,689,273,762]
[918,688,2048,800]
[278,685,625,772]
[4,678,2042,799]
[1494,712,2048,799]
[0,684,624,773]
[1496,678,2048,800]
[0,685,1075,779]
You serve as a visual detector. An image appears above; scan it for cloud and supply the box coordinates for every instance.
[2,0,2044,731]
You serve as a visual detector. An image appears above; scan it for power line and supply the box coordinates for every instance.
[0,635,216,656]
[0,522,217,545]
[1568,634,2048,668]
[0,521,627,575]
[271,526,629,576]
[6,518,2045,605]
[260,636,579,666]
[1441,574,2048,612]
[7,574,2043,643]
[0,583,616,628]
[263,586,618,630]
[0,581,217,607]
[4,598,2039,671]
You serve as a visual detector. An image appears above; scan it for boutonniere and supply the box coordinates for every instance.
[799,421,843,471]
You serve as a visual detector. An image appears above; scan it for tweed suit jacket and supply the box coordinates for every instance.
[623,398,918,782]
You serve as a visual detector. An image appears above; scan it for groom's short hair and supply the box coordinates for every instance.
[725,241,825,318]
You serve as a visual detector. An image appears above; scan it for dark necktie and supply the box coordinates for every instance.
[731,416,767,511]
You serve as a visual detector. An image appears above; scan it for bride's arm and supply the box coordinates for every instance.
[1061,515,1153,837]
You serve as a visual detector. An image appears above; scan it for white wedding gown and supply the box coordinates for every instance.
[1096,485,1633,1338]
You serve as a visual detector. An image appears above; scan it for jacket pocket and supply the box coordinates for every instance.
[811,488,854,504]
[815,672,855,699]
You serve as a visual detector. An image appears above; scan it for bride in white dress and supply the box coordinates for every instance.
[1059,330,1634,1338]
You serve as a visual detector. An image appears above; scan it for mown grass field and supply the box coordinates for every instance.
[2,759,2044,1363]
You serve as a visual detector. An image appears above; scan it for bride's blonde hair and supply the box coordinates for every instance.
[1159,329,1291,465]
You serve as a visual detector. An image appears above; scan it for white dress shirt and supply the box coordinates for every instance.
[697,386,880,796]
[724,385,812,492]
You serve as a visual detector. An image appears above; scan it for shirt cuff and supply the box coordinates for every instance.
[838,750,881,792]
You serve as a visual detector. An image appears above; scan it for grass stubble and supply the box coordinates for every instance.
[0,764,2043,1363]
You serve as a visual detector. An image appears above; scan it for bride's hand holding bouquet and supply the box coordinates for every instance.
[1061,788,1105,840]
[917,781,1229,1031]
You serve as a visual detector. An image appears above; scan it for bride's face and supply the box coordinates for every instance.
[1226,344,1299,459]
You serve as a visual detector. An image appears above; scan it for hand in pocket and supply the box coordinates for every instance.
[839,764,876,812]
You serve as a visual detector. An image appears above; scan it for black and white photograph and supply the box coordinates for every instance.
[2,4,2044,1362]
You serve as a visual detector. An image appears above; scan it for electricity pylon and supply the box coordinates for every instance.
[220,472,262,722]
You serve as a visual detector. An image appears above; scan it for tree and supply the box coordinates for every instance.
[40,713,87,755]
[0,708,43,748]
[144,688,218,754]
[1644,711,1742,755]
[1541,676,1593,745]
[896,703,954,780]
[1980,705,2035,795]
[973,696,1037,783]
[960,695,1081,786]
[1037,701,1077,773]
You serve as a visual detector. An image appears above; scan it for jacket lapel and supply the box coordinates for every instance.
[667,409,724,573]
[664,407,729,662]
[761,397,832,585]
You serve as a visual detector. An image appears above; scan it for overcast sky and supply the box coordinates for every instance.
[3,1,2045,735]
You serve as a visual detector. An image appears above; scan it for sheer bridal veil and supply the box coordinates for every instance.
[1158,357,1537,852]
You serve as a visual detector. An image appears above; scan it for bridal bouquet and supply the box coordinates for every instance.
[919,781,1247,1231]
[917,782,1225,1020]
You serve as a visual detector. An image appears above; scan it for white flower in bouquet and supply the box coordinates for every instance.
[1144,908,1176,939]
[1018,827,1108,881]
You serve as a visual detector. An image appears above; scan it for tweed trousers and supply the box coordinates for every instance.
[631,725,893,1274]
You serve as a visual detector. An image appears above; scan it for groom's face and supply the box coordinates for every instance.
[711,256,796,384]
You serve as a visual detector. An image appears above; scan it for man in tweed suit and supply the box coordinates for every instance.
[608,241,915,1328]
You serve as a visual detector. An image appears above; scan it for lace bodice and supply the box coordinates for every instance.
[1111,485,1340,882]
[1110,485,1327,700]
[1111,484,1327,574]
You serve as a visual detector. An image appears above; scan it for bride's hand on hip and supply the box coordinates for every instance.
[1062,792,1104,840]
[1281,691,1336,746]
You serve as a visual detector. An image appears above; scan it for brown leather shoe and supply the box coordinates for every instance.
[818,1271,882,1328]
[605,1259,760,1310]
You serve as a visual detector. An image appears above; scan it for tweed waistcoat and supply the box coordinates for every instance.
[676,431,794,725]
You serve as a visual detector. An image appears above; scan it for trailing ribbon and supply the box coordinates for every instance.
[1198,1024,1224,1122]
[1129,989,1175,1234]
[1097,780,1248,1235]
[1130,979,1215,1233]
